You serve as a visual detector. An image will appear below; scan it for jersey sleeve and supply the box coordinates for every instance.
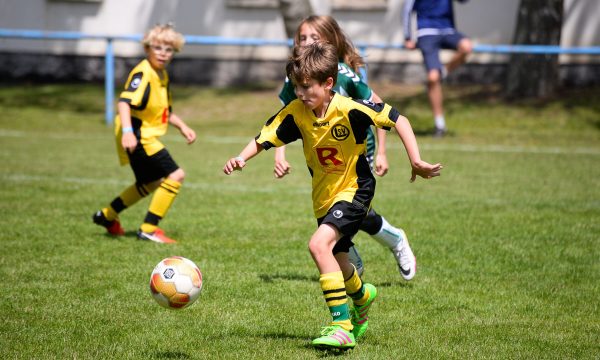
[255,104,302,150]
[278,77,297,105]
[353,99,399,130]
[119,69,150,107]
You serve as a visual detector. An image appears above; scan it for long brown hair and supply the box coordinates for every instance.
[293,15,364,73]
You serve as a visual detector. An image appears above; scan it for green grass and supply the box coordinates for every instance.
[0,83,599,359]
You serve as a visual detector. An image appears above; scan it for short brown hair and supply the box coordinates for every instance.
[286,42,338,87]
[142,24,185,52]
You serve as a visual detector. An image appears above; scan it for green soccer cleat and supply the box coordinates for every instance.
[311,325,356,349]
[351,283,378,339]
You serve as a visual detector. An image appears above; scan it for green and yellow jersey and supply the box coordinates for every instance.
[279,62,377,164]
[114,59,172,165]
[256,93,399,218]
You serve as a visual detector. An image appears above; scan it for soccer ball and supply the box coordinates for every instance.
[149,256,203,309]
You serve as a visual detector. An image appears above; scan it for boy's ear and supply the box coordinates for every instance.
[325,76,334,90]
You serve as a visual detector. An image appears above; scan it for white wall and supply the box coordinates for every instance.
[0,0,598,63]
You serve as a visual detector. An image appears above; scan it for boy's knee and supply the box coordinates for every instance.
[427,70,441,84]
[459,38,473,54]
[168,168,185,182]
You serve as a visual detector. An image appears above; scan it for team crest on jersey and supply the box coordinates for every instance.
[333,210,343,219]
[131,77,142,89]
[331,124,350,141]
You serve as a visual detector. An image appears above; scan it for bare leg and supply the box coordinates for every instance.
[446,38,472,73]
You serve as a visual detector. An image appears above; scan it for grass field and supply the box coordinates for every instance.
[1,82,599,359]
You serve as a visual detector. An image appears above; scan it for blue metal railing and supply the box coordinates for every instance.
[1,28,599,124]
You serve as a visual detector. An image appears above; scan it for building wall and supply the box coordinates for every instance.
[0,0,598,85]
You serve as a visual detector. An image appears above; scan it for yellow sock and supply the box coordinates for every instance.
[344,265,370,306]
[319,271,352,331]
[104,183,153,221]
[141,178,181,233]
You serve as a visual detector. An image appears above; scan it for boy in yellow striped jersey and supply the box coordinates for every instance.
[93,24,196,244]
[223,42,442,349]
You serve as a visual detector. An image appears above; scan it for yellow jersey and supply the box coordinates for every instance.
[256,93,399,218]
[114,59,172,165]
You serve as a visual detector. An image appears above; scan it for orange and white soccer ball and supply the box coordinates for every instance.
[149,256,203,309]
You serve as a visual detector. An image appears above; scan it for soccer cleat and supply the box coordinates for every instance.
[433,127,447,138]
[350,283,378,339]
[311,325,356,349]
[392,230,416,280]
[92,210,125,236]
[137,228,177,244]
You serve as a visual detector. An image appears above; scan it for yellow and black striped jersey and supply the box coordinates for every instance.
[255,93,399,218]
[114,59,172,165]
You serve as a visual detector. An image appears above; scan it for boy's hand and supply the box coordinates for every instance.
[179,125,196,144]
[223,157,246,175]
[274,158,291,179]
[375,153,389,177]
[410,160,443,182]
[122,132,137,153]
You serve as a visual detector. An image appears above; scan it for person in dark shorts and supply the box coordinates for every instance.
[403,0,473,136]
[92,24,196,244]
[223,42,442,349]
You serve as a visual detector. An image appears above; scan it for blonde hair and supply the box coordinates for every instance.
[142,23,185,52]
[286,42,338,87]
[294,15,364,73]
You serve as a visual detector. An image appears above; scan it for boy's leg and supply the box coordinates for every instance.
[138,172,183,244]
[418,35,446,135]
[360,209,416,280]
[309,224,355,349]
[93,182,157,235]
[445,35,472,73]
[339,257,378,339]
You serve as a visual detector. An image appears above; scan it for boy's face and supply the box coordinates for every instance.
[145,41,175,70]
[294,77,334,111]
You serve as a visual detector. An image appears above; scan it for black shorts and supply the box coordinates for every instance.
[127,146,179,184]
[317,200,369,255]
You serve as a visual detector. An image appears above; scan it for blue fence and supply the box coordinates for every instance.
[1,28,599,124]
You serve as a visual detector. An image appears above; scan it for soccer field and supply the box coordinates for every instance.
[1,83,599,359]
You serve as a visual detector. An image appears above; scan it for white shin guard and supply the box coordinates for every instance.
[371,216,404,249]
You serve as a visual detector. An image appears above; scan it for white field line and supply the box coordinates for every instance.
[1,128,599,155]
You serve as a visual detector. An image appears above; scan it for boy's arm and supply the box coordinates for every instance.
[394,114,443,182]
[375,127,388,176]
[370,91,389,177]
[223,139,264,175]
[274,146,291,179]
[169,112,196,144]
[118,101,137,153]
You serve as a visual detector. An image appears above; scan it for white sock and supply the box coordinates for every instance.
[435,115,446,130]
[371,216,404,250]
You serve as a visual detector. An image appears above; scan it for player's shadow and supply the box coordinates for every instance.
[262,333,350,356]
[259,273,319,283]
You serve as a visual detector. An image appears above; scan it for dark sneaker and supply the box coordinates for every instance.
[433,127,447,138]
[92,210,125,236]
